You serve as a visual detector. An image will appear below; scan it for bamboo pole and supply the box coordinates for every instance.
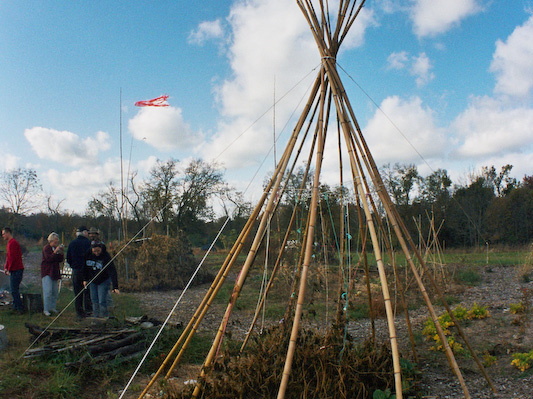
[338,102,404,398]
[137,187,268,398]
[137,2,493,398]
[140,75,323,395]
[307,30,474,394]
[277,67,328,399]
[139,126,311,396]
[240,124,320,352]
[189,74,324,399]
[335,91,473,397]
[299,2,403,395]
[340,68,493,394]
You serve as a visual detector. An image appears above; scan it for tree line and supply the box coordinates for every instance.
[379,163,532,247]
[0,161,531,249]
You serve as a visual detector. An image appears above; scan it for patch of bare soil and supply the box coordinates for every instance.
[131,265,533,399]
[411,265,533,399]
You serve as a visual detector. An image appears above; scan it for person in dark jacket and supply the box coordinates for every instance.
[40,232,64,316]
[66,226,92,318]
[83,242,119,318]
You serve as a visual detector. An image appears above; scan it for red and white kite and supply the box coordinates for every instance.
[134,95,170,107]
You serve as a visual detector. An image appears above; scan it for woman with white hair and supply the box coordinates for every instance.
[40,232,64,316]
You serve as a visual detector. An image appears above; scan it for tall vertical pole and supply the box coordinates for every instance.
[119,88,124,240]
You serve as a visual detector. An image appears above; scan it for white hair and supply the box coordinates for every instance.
[47,232,60,242]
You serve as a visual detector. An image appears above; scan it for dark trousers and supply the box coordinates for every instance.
[10,269,24,311]
[72,269,91,316]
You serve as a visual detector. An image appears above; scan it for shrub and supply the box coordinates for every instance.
[510,302,526,314]
[455,268,482,285]
[171,325,405,398]
[113,234,213,291]
[422,304,489,353]
[511,350,533,372]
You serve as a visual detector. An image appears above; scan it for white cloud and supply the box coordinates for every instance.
[387,51,434,87]
[452,96,533,158]
[128,106,201,152]
[24,127,111,167]
[490,14,533,99]
[387,51,409,69]
[47,160,121,192]
[0,151,20,171]
[188,19,224,45]
[44,156,164,213]
[44,159,121,212]
[200,0,316,168]
[411,52,434,87]
[364,95,447,165]
[410,0,481,38]
[200,0,374,170]
[339,7,377,50]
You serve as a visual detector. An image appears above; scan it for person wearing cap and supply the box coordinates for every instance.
[66,226,92,318]
[88,227,104,246]
[83,242,119,318]
[87,226,113,311]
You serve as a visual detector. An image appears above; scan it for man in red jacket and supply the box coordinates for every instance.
[2,227,24,313]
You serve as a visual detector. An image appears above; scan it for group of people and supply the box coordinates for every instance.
[2,226,119,319]
[66,226,119,318]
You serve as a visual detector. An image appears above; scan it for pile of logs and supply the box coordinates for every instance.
[24,317,160,369]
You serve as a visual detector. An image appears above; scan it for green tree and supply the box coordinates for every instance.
[448,177,495,247]
[381,163,419,206]
[485,175,533,244]
[481,164,518,197]
[173,159,225,232]
[143,158,180,233]
[418,169,452,204]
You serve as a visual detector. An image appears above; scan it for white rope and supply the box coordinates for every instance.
[119,216,230,399]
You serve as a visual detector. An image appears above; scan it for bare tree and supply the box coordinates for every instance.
[86,182,122,239]
[0,168,43,224]
[123,171,150,232]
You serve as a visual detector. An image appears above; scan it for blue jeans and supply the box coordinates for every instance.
[42,275,59,313]
[89,278,111,317]
[10,269,24,311]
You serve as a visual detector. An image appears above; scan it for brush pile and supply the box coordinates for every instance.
[113,234,213,291]
[23,317,162,369]
[169,322,408,399]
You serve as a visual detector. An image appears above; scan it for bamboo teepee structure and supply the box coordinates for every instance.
[136,1,495,398]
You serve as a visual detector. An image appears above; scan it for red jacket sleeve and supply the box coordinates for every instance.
[5,239,24,272]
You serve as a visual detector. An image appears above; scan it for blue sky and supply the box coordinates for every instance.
[1,0,532,214]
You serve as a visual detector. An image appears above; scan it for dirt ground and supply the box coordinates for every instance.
[18,251,533,398]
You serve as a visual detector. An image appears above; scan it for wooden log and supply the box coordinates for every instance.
[87,332,144,355]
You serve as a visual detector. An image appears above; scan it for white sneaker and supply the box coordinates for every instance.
[43,311,51,316]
